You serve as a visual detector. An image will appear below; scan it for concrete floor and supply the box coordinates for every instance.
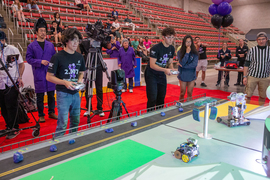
[141,69,260,96]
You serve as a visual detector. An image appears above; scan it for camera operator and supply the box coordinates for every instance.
[0,31,25,139]
[80,37,105,117]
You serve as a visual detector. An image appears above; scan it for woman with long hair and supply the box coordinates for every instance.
[177,35,198,101]
[12,0,26,22]
[53,12,62,28]
[137,37,147,56]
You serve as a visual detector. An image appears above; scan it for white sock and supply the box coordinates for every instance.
[202,81,204,83]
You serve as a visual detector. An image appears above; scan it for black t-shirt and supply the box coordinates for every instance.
[198,44,207,60]
[37,41,45,51]
[48,50,86,94]
[52,26,62,34]
[148,42,175,74]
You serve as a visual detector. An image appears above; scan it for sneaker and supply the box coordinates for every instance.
[99,110,105,117]
[84,111,90,116]
[6,129,20,139]
[49,113,58,119]
[216,83,220,86]
[122,89,126,93]
[200,82,207,87]
[39,116,45,123]
[129,89,133,93]
[0,128,9,137]
[224,82,229,87]
[234,83,240,86]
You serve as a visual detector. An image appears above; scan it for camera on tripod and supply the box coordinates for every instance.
[107,69,126,92]
[85,21,111,48]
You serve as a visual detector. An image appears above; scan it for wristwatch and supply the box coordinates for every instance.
[243,76,247,78]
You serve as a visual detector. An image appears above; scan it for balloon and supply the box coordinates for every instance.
[223,0,233,3]
[227,4,232,14]
[212,0,223,5]
[217,2,231,16]
[266,86,270,100]
[222,14,234,28]
[211,14,223,29]
[209,4,218,15]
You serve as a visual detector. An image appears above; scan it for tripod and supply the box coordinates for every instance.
[0,57,40,138]
[84,45,110,124]
[107,87,130,123]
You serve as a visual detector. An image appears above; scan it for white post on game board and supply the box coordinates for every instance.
[198,103,213,139]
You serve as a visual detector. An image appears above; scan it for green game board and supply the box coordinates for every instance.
[21,139,165,180]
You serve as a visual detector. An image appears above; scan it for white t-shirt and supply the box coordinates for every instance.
[0,45,24,89]
[12,4,23,12]
[112,22,120,29]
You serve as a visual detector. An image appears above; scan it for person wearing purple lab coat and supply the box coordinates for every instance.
[106,36,120,58]
[118,39,137,93]
[26,18,57,123]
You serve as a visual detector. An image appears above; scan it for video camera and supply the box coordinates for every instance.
[107,69,125,92]
[85,21,111,48]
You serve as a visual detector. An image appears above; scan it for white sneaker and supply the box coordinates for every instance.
[122,89,126,92]
[84,111,90,116]
[129,89,133,93]
[99,111,105,117]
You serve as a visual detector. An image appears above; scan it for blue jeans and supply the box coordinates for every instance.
[26,4,40,11]
[55,91,80,137]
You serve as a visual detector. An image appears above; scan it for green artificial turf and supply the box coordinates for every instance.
[21,139,164,180]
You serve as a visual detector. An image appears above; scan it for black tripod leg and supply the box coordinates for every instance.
[121,101,130,117]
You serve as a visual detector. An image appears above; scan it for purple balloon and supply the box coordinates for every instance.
[212,0,223,5]
[227,4,232,14]
[217,2,230,16]
[209,4,218,15]
[223,0,233,3]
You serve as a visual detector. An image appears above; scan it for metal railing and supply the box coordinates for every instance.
[17,42,23,57]
[7,27,13,45]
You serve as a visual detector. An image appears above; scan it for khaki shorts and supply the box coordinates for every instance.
[196,59,208,72]
[245,76,270,99]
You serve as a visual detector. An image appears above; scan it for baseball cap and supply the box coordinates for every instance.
[257,32,268,39]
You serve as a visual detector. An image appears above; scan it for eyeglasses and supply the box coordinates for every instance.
[71,38,81,43]
[165,36,175,40]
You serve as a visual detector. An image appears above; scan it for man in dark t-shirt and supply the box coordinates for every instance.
[195,36,208,87]
[145,27,176,110]
[47,28,85,137]
[234,39,248,86]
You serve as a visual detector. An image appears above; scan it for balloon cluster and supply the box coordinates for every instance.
[209,0,234,29]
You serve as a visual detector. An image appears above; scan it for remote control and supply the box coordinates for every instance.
[171,70,179,75]
[73,83,85,90]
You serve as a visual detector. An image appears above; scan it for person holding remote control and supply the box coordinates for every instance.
[177,35,198,102]
[47,28,85,137]
[145,27,176,111]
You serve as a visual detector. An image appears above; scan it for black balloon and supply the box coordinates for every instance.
[211,14,223,29]
[222,14,234,28]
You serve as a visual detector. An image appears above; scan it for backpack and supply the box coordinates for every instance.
[20,86,37,112]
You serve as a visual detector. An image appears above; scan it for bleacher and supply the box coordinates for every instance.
[3,0,245,63]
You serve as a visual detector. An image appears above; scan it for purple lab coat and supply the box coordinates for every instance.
[118,46,137,78]
[26,39,56,93]
[106,41,120,58]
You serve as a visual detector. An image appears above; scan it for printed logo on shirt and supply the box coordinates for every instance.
[156,54,169,68]
[76,60,81,65]
[64,63,79,80]
[151,50,156,56]
[199,47,204,54]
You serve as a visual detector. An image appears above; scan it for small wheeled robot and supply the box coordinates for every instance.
[174,138,199,163]
[217,92,250,127]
